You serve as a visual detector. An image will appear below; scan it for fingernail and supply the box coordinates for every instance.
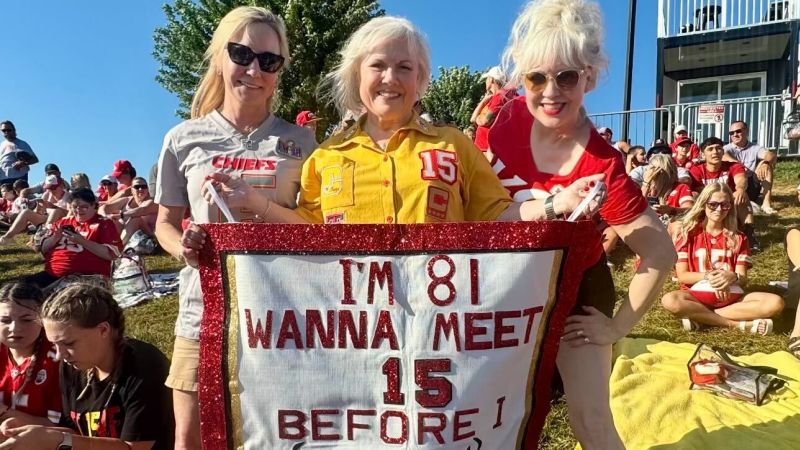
[589,181,596,187]
[583,187,590,192]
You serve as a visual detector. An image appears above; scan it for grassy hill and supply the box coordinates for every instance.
[1,161,797,449]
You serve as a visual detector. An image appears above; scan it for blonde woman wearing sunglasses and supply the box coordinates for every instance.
[486,0,676,448]
[661,183,783,334]
[153,6,316,449]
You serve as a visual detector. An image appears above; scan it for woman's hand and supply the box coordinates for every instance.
[202,173,255,210]
[180,223,206,268]
[561,306,624,347]
[706,269,735,290]
[0,425,61,449]
[62,230,87,246]
[552,174,606,218]
[0,418,22,437]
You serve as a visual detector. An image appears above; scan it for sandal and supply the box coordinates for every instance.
[738,318,773,336]
[789,337,800,360]
[682,318,703,332]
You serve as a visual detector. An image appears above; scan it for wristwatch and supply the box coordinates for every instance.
[544,195,558,220]
[57,432,73,450]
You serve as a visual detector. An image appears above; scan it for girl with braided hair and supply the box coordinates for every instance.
[0,284,173,449]
[641,154,695,228]
[0,281,61,430]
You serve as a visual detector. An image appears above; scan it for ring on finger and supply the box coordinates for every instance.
[576,329,584,337]
[584,337,590,344]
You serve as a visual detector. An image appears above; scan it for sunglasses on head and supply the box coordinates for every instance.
[227,42,284,73]
[706,201,732,211]
[523,69,585,93]
[132,185,148,190]
[728,128,745,136]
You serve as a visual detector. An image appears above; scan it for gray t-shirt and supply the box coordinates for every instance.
[155,110,316,340]
[629,164,691,186]
[0,138,35,180]
[723,141,768,174]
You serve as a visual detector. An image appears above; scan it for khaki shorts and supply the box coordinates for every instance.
[165,336,199,392]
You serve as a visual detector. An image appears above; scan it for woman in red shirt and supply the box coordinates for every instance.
[488,0,676,448]
[661,183,783,334]
[641,154,695,228]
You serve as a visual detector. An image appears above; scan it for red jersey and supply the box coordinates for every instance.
[45,215,122,278]
[670,140,700,160]
[488,96,647,262]
[0,341,62,423]
[688,161,746,194]
[666,183,694,209]
[474,88,517,151]
[676,228,751,290]
[672,155,696,171]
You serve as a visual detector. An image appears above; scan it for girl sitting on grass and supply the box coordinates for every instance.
[661,183,783,334]
[0,282,61,429]
[0,284,173,449]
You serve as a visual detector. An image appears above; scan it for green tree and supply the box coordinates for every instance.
[421,66,485,130]
[153,0,382,133]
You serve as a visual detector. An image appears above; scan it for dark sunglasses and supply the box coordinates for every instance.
[0,129,14,133]
[101,181,114,186]
[523,69,585,93]
[706,201,732,211]
[728,128,745,136]
[132,185,148,190]
[227,42,284,73]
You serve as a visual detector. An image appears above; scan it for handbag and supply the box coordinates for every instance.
[687,343,785,406]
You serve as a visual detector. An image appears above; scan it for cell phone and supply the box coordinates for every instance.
[567,181,607,222]
[61,225,76,234]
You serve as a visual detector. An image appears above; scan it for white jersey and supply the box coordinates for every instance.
[156,110,316,339]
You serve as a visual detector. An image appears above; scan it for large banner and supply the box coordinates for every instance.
[198,221,599,449]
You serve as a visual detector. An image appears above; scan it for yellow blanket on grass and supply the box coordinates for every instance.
[607,338,800,450]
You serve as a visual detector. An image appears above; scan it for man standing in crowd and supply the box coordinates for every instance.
[724,120,776,215]
[470,66,516,153]
[0,121,38,184]
[295,110,320,133]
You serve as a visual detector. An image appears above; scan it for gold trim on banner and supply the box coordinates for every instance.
[517,249,564,448]
[224,255,245,449]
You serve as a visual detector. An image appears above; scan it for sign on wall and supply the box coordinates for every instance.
[698,104,725,124]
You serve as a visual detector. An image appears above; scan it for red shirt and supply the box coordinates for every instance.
[474,88,517,151]
[666,183,694,209]
[688,161,746,194]
[672,155,695,171]
[488,96,648,262]
[0,341,62,422]
[676,228,751,290]
[45,215,122,278]
[670,140,700,160]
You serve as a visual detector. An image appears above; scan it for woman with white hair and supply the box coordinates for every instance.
[153,6,315,449]
[199,15,603,226]
[487,0,676,448]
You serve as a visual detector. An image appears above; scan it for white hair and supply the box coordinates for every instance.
[501,0,608,88]
[318,16,432,115]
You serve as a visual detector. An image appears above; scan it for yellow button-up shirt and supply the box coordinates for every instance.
[295,115,512,224]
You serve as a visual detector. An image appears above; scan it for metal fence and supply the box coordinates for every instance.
[589,95,798,155]
[658,0,798,38]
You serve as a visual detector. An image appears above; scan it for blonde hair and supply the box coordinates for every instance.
[501,0,608,88]
[677,183,740,250]
[318,16,432,115]
[190,6,290,119]
[643,154,677,201]
[70,173,91,190]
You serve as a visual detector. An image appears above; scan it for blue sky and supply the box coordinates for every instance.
[1,0,656,187]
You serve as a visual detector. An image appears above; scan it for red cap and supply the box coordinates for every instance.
[295,110,319,127]
[675,136,693,146]
[111,160,133,178]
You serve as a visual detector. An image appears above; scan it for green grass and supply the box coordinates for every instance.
[1,161,797,448]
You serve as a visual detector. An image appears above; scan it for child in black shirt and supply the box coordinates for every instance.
[0,284,173,449]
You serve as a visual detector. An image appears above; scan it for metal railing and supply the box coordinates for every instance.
[589,95,798,155]
[658,0,798,38]
[589,108,672,148]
